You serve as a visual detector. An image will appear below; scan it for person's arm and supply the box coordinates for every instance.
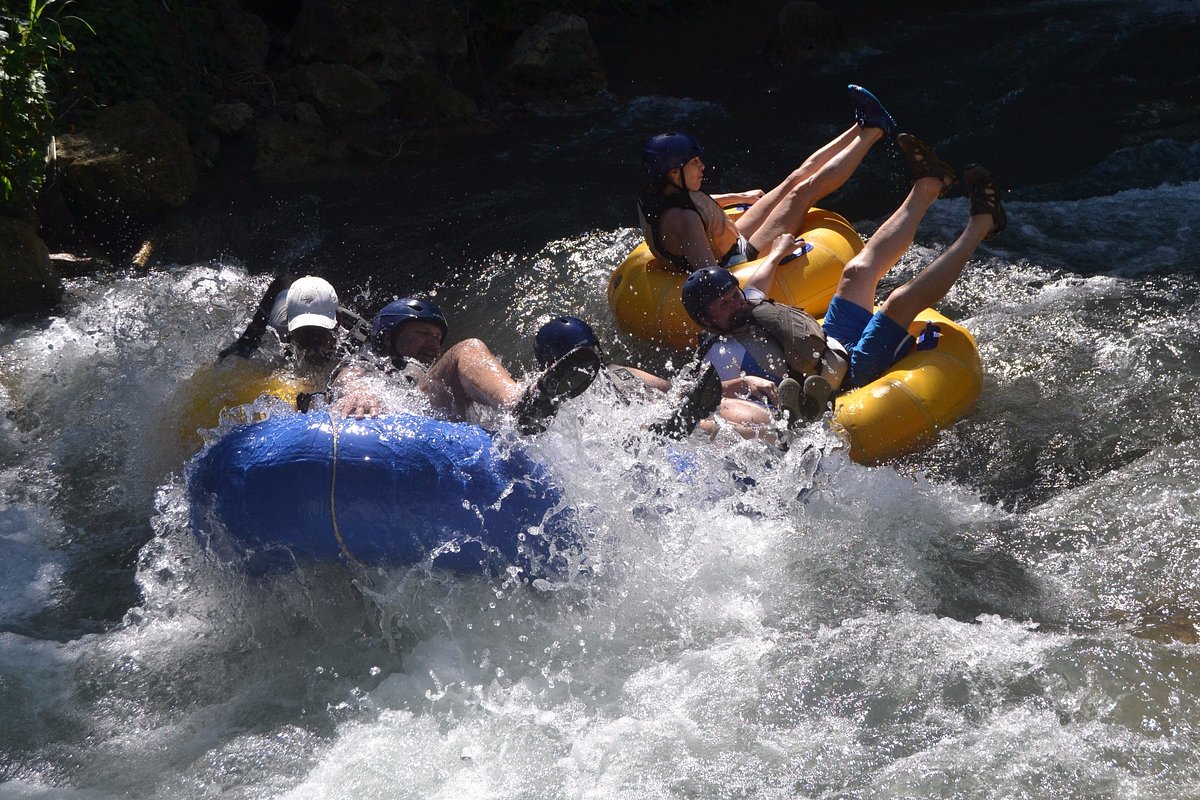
[217,273,297,360]
[625,365,672,393]
[710,190,764,208]
[720,375,778,404]
[741,233,798,296]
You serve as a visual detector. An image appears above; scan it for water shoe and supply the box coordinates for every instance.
[848,85,898,137]
[514,345,602,434]
[897,133,956,197]
[965,164,1007,240]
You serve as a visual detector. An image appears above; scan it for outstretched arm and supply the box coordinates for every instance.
[710,190,765,208]
[720,375,778,404]
[742,233,798,296]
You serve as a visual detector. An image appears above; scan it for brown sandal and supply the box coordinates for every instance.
[897,133,956,197]
[964,164,1006,240]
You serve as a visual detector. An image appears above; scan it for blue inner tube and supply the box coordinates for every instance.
[188,413,579,577]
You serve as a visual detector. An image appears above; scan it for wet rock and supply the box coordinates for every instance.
[293,102,324,127]
[207,102,256,136]
[288,2,476,124]
[350,27,477,122]
[394,0,469,60]
[210,0,271,74]
[765,1,851,64]
[255,116,345,171]
[54,100,198,229]
[501,13,607,103]
[0,217,60,319]
[289,63,389,128]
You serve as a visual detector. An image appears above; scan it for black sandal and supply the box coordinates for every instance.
[649,362,723,440]
[897,133,956,197]
[514,345,602,434]
[964,164,1006,240]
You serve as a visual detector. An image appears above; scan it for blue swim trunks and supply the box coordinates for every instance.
[822,296,915,389]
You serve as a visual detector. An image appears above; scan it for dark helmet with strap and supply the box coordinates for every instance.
[372,297,448,352]
[682,267,740,329]
[643,133,704,178]
[535,316,601,367]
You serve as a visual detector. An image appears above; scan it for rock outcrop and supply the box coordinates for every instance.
[53,100,198,240]
[0,216,60,318]
[500,13,608,104]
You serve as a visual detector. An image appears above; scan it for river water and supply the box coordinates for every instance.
[3,1,1200,797]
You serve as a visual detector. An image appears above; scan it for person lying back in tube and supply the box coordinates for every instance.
[637,85,899,273]
[532,315,785,441]
[682,135,1007,426]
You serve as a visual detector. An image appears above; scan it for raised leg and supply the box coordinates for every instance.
[420,339,522,418]
[880,213,992,329]
[834,176,944,310]
[738,125,883,251]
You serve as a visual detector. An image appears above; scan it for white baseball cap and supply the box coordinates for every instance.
[286,276,338,331]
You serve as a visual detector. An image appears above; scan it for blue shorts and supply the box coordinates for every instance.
[822,296,914,389]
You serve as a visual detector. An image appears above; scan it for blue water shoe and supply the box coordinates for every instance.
[847,84,897,137]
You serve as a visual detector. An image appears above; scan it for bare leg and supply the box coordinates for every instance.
[879,213,993,329]
[716,397,772,427]
[420,339,522,418]
[833,176,944,310]
[738,125,883,251]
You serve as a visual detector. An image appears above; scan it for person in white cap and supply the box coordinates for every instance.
[260,275,370,361]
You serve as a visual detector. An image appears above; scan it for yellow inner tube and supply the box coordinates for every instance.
[834,307,982,465]
[608,207,862,349]
[172,360,311,452]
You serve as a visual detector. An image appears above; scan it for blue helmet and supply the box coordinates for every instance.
[682,267,740,327]
[642,133,704,177]
[372,297,448,351]
[534,316,601,367]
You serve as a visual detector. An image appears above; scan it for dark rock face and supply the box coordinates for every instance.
[501,13,608,102]
[254,115,343,170]
[289,62,390,127]
[0,217,60,319]
[53,100,198,239]
[286,0,476,123]
[207,102,256,137]
[210,0,271,73]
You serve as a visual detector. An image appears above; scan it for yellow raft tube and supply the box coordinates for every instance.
[833,308,982,464]
[608,208,860,349]
[169,360,311,453]
[607,207,982,464]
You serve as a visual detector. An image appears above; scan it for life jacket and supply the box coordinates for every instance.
[392,357,429,385]
[720,298,850,390]
[637,186,741,272]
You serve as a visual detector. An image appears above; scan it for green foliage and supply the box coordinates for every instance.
[0,0,84,215]
[59,0,216,119]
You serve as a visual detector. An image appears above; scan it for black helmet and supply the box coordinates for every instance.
[372,297,448,352]
[642,133,704,177]
[534,316,601,367]
[681,267,740,328]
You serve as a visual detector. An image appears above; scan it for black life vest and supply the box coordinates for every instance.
[738,299,850,390]
[637,187,697,272]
